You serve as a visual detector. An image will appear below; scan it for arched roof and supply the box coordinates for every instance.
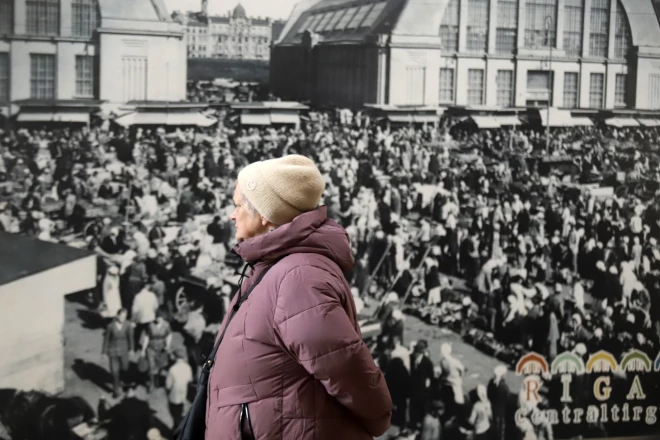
[619,0,660,47]
[232,3,247,19]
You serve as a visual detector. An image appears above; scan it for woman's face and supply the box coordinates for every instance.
[230,183,269,242]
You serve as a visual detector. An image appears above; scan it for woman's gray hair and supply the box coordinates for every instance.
[240,189,259,217]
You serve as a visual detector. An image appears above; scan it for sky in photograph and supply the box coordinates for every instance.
[164,0,300,19]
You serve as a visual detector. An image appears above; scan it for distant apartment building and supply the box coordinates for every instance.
[173,3,285,60]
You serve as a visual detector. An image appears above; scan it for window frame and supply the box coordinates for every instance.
[589,72,605,108]
[439,67,455,104]
[75,54,95,98]
[496,70,514,107]
[563,71,579,109]
[30,53,57,100]
[467,68,485,106]
[26,0,60,36]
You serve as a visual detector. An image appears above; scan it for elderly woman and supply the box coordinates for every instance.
[203,155,392,440]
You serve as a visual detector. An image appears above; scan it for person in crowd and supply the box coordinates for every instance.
[487,365,509,440]
[409,339,435,431]
[102,308,134,398]
[141,308,172,392]
[165,347,193,428]
[204,154,392,440]
[385,335,411,434]
[131,284,160,346]
[468,384,492,440]
[182,302,206,377]
[419,399,445,440]
[102,265,123,318]
[105,383,153,440]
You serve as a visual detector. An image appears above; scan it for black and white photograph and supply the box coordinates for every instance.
[2,0,660,439]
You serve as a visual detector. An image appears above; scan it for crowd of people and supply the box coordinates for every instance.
[2,111,660,440]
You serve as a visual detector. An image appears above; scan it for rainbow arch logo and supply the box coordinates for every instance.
[620,350,651,373]
[516,352,549,376]
[586,351,618,373]
[551,351,585,375]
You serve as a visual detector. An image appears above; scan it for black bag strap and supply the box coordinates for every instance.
[201,262,277,373]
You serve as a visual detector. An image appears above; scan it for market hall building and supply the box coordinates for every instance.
[0,0,186,122]
[271,0,660,111]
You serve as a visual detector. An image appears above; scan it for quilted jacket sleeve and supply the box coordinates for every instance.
[274,267,393,436]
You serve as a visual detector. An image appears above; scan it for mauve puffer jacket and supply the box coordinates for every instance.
[204,206,392,440]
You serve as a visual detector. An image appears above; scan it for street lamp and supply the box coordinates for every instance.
[545,15,553,155]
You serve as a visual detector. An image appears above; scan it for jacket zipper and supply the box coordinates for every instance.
[240,403,256,440]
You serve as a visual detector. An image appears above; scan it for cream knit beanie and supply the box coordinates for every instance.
[237,154,326,225]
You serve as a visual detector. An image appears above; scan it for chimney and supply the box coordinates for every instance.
[201,0,208,16]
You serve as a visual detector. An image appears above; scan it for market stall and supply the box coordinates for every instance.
[229,101,309,128]
[113,101,217,128]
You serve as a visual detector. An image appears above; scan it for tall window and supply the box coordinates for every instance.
[563,72,579,108]
[589,0,609,57]
[467,69,484,105]
[0,0,13,34]
[615,73,626,107]
[496,0,518,54]
[613,1,630,59]
[406,66,426,105]
[75,55,94,97]
[525,0,557,48]
[563,0,583,56]
[439,67,455,103]
[467,0,489,53]
[589,72,604,108]
[27,0,60,35]
[0,53,8,103]
[440,0,459,52]
[496,70,514,107]
[72,0,98,37]
[30,54,56,99]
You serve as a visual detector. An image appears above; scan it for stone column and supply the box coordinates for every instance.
[556,0,565,50]
[487,0,497,54]
[517,0,526,50]
[581,0,591,58]
[607,0,617,59]
[458,0,468,52]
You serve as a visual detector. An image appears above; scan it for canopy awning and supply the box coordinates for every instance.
[167,112,217,127]
[605,117,639,127]
[387,114,413,123]
[471,116,501,129]
[539,108,574,127]
[17,112,55,122]
[270,113,300,124]
[637,118,660,127]
[494,116,521,126]
[17,112,90,123]
[571,116,593,127]
[240,113,271,125]
[413,114,439,124]
[114,112,217,127]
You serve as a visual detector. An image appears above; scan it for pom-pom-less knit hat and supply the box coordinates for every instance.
[237,154,326,225]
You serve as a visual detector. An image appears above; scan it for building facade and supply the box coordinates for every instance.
[0,0,186,116]
[271,0,660,111]
[174,3,284,60]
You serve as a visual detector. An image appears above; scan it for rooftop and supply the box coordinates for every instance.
[98,0,171,22]
[0,233,94,287]
[277,0,405,45]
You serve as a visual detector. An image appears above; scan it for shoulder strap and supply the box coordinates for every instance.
[202,263,277,372]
